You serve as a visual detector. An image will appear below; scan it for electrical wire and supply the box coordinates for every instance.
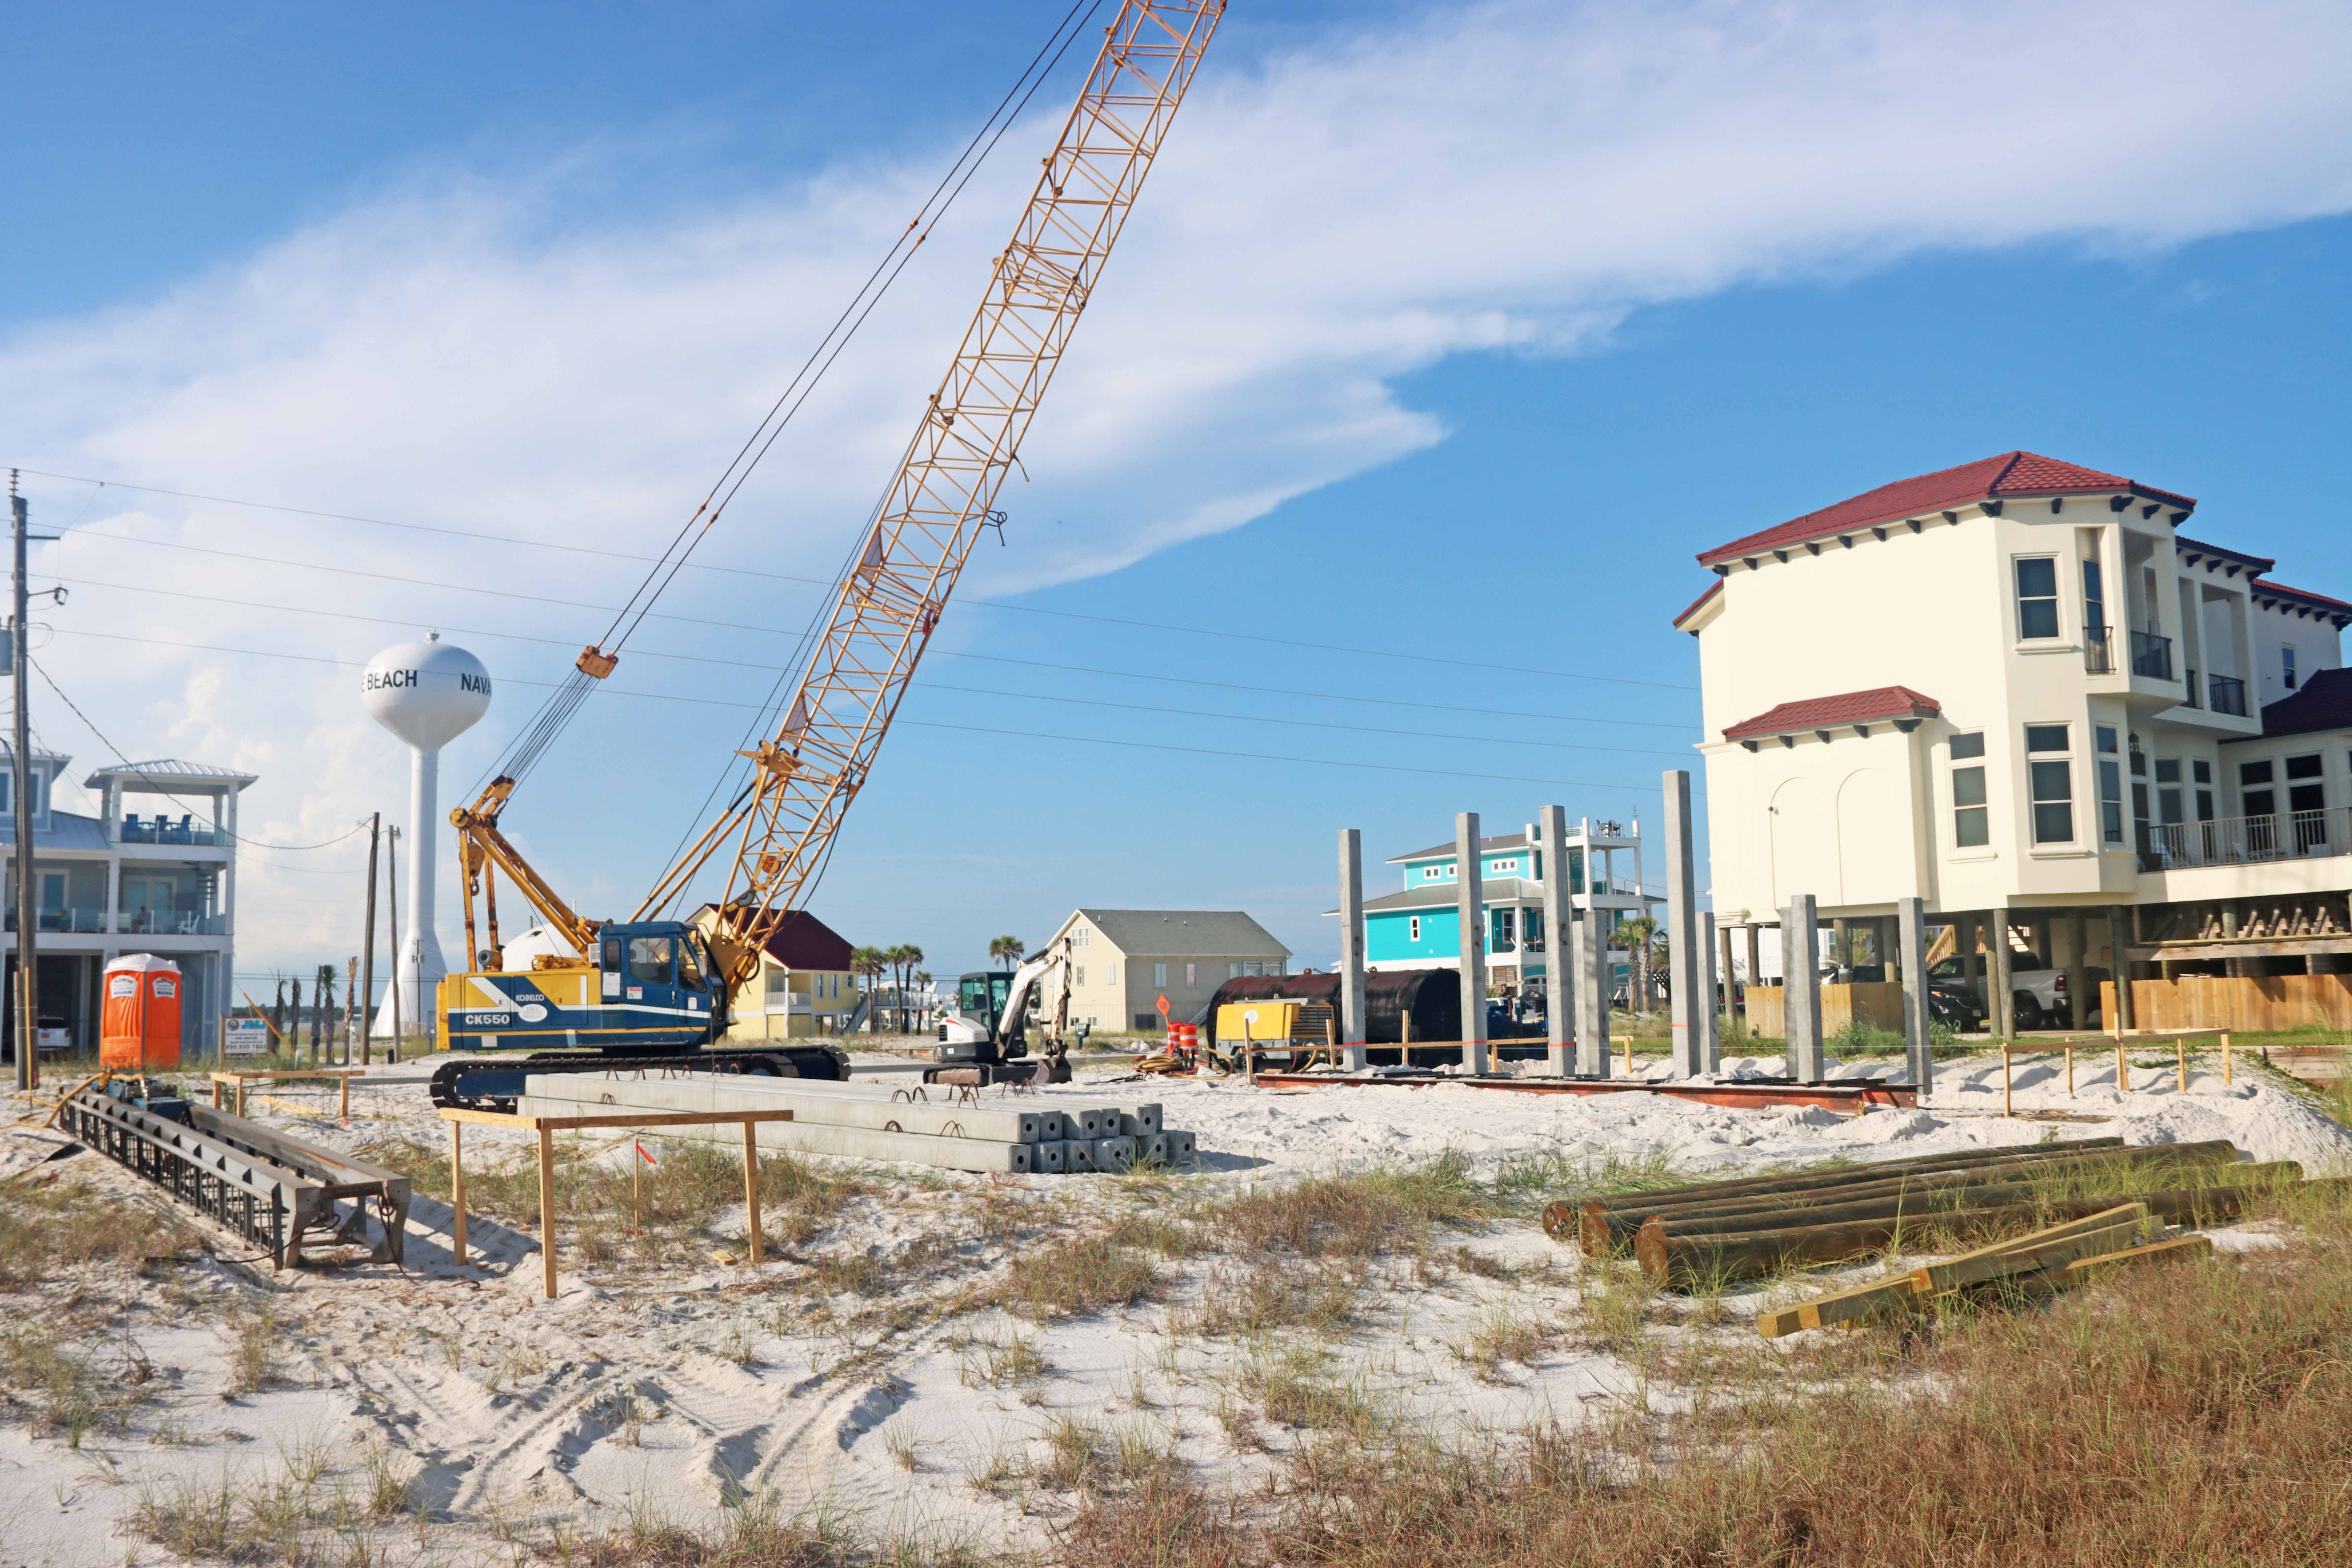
[52,571,1703,729]
[36,626,1667,793]
[26,656,369,853]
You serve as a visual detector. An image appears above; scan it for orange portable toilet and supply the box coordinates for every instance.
[101,954,182,1071]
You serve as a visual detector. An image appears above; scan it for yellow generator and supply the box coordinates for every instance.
[1213,999,1336,1070]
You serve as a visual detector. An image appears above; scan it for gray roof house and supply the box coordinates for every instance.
[1048,908,1291,1034]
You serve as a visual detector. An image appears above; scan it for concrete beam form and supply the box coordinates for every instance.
[1700,910,1721,1073]
[1456,811,1488,1075]
[518,1091,1036,1172]
[1575,908,1610,1076]
[1898,896,1931,1101]
[1783,893,1824,1083]
[1338,828,1368,1072]
[1539,803,1573,1077]
[522,1072,1054,1143]
[1663,770,1702,1077]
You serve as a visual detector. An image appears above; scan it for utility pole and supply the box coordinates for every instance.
[11,473,33,1091]
[360,812,379,1066]
[385,826,401,1061]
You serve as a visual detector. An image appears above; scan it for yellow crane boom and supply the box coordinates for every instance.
[455,0,1222,994]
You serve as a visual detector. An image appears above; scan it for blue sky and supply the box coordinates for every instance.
[5,1,2349,991]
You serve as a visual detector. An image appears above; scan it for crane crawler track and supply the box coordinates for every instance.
[428,1048,848,1114]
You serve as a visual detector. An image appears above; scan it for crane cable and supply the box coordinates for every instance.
[476,0,1105,800]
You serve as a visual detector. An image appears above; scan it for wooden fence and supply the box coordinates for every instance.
[2099,974,2352,1033]
[1744,981,1905,1038]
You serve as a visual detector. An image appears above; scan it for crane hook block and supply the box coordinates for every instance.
[576,645,620,679]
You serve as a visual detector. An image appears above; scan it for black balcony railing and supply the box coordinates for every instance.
[2208,673,2248,717]
[2083,624,2115,674]
[2130,630,2175,681]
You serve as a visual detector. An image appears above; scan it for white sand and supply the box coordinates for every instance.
[3,1046,2344,1566]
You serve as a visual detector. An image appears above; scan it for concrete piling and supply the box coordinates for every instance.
[1456,811,1489,1075]
[1339,828,1369,1072]
[1540,803,1573,1077]
[1574,906,1610,1076]
[1664,770,1702,1077]
[1898,895,1932,1100]
[1700,910,1721,1073]
[1783,893,1824,1083]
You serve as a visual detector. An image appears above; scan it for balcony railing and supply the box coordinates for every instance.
[118,819,230,847]
[2138,808,2351,873]
[2130,630,2175,681]
[4,908,109,933]
[2208,674,2249,717]
[4,909,230,935]
[2083,625,2115,675]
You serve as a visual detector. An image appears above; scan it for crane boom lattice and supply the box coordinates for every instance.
[638,0,1223,980]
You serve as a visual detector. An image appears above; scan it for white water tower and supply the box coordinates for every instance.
[362,635,491,1038]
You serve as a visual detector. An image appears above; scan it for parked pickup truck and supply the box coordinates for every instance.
[1929,953,2109,1030]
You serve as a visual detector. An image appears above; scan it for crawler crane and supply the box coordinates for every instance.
[429,2,1223,1110]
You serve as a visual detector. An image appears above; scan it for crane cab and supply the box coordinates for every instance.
[438,920,726,1054]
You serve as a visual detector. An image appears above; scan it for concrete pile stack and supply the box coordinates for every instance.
[517,1072,1195,1176]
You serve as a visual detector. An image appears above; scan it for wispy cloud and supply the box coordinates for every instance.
[5,0,2348,967]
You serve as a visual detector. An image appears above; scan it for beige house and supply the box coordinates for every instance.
[1676,450,2350,1009]
[709,909,859,1039]
[1048,909,1290,1032]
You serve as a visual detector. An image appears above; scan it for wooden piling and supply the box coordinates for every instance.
[537,1125,557,1300]
[449,1119,467,1264]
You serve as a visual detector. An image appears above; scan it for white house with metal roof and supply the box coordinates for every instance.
[1047,908,1290,1032]
[3,752,254,1056]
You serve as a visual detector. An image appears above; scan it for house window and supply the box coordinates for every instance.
[1408,915,1422,943]
[2284,646,2299,691]
[1184,963,1196,986]
[0,771,10,813]
[2026,725,2074,844]
[1422,866,1442,880]
[1492,907,1517,953]
[1153,962,1167,988]
[2130,738,2150,837]
[2193,759,2214,823]
[2155,758,2183,827]
[2014,557,2060,639]
[40,873,65,912]
[1106,964,1117,986]
[2238,759,2274,817]
[2082,557,2106,635]
[1950,731,1989,848]
[1074,966,1085,987]
[2096,726,2124,845]
[2287,753,2325,814]
[1490,857,1520,877]
[1075,926,1090,948]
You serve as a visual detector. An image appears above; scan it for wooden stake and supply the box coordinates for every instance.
[2117,1040,2130,1094]
[2002,1047,2013,1118]
[537,1124,557,1300]
[742,1121,765,1265]
[1624,1029,1634,1077]
[340,1075,350,1121]
[2222,1031,2232,1085]
[449,1119,467,1265]
[2177,1037,2188,1094]
[2066,1045,2074,1097]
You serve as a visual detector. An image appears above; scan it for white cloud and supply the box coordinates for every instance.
[3,0,2348,973]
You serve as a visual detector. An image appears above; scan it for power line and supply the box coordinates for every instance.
[49,572,1699,730]
[38,489,1702,693]
[40,627,1671,791]
[27,655,369,854]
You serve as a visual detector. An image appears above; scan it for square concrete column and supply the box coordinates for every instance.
[1783,894,1824,1082]
[1986,905,2013,1040]
[1539,804,1572,1076]
[2108,906,2135,1031]
[1663,770,1701,1077]
[1337,828,1367,1071]
[1898,896,1931,1101]
[1574,909,1610,1076]
[2065,909,2088,1032]
[1699,910,1721,1073]
[1718,920,1740,1044]
[1455,811,1488,1075]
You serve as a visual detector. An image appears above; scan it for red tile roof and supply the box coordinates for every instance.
[1697,452,2197,567]
[1721,685,1942,742]
[1671,579,1722,630]
[2251,578,2352,619]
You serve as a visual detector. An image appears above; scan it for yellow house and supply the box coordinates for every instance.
[710,908,858,1040]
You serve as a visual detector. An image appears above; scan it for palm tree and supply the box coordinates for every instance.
[1613,916,1658,1015]
[910,970,932,1027]
[988,934,1025,971]
[850,947,887,1031]
[890,944,925,1033]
